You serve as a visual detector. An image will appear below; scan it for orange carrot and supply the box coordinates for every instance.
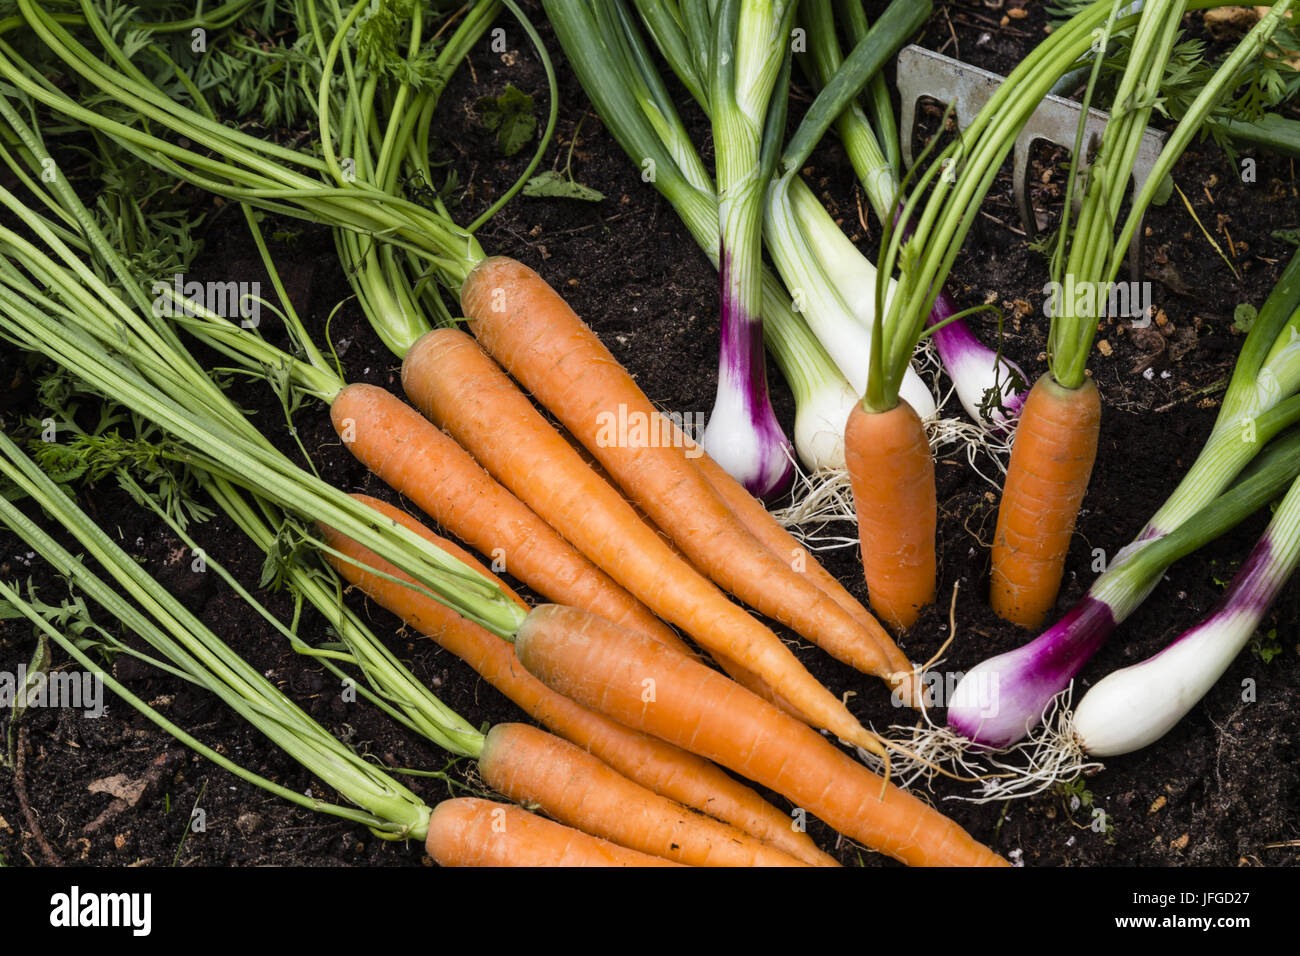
[399,328,884,750]
[513,605,1008,868]
[694,452,918,701]
[319,496,838,866]
[458,257,912,700]
[329,383,685,653]
[421,364,790,708]
[426,798,680,867]
[333,381,785,712]
[844,399,937,631]
[479,723,807,866]
[990,374,1101,628]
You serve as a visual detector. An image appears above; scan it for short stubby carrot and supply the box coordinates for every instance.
[990,374,1101,628]
[513,605,1008,868]
[479,723,807,866]
[329,382,683,652]
[319,496,838,866]
[845,399,937,631]
[425,798,681,867]
[458,256,910,698]
[400,326,885,752]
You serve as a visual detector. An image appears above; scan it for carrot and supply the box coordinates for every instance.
[469,379,795,709]
[990,374,1101,628]
[479,723,807,866]
[844,399,937,631]
[320,495,838,866]
[400,327,884,750]
[333,381,788,714]
[329,383,685,653]
[694,452,918,702]
[426,798,681,867]
[513,605,1009,868]
[458,257,913,700]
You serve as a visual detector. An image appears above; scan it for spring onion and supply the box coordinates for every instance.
[795,0,1027,430]
[545,0,865,471]
[1071,470,1300,756]
[949,247,1300,747]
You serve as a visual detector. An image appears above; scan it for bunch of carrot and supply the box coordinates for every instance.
[319,255,1005,867]
[0,0,1021,867]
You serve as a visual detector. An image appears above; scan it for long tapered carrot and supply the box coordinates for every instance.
[426,798,681,867]
[845,399,937,631]
[333,381,786,713]
[515,399,802,711]
[513,605,1008,868]
[319,496,838,866]
[479,723,807,866]
[458,256,913,701]
[990,374,1102,628]
[400,327,884,749]
[694,452,918,700]
[330,383,685,653]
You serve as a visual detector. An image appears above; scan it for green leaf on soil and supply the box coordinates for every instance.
[523,170,605,202]
[1150,172,1174,206]
[1273,227,1300,248]
[476,85,537,157]
[33,442,89,485]
[1233,302,1258,333]
[1251,628,1283,664]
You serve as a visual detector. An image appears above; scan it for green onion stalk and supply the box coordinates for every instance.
[759,0,944,421]
[545,0,862,472]
[688,0,800,497]
[796,0,1028,431]
[627,0,951,436]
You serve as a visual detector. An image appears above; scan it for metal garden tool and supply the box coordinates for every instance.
[895,44,1167,279]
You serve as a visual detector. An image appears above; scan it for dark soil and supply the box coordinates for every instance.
[1,1,1298,867]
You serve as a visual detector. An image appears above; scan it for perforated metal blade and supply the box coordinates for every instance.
[895,44,1167,280]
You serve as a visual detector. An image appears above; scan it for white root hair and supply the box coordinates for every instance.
[860,684,1104,802]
